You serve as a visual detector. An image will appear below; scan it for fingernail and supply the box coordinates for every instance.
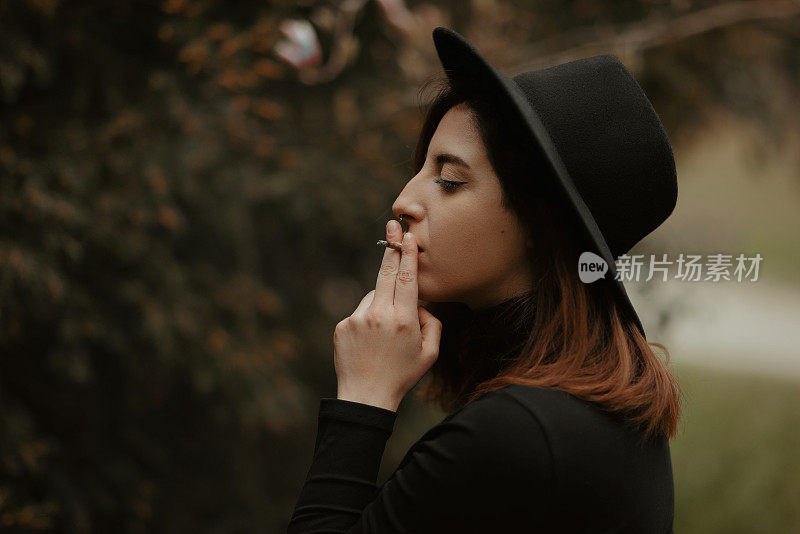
[387,220,399,234]
[403,232,412,244]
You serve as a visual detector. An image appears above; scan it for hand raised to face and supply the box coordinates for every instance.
[332,220,441,412]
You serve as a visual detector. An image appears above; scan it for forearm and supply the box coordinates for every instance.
[287,398,397,533]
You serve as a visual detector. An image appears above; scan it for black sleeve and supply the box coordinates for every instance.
[287,390,556,533]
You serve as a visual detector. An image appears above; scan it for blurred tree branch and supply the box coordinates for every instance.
[507,0,800,71]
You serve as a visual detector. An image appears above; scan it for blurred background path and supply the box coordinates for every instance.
[634,279,800,379]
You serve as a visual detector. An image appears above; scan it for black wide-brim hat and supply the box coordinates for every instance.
[432,26,678,340]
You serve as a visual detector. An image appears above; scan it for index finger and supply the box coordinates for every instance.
[372,220,404,309]
[394,231,418,309]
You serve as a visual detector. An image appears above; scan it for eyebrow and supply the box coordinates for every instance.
[434,152,471,170]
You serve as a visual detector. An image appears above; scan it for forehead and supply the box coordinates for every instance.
[429,103,482,152]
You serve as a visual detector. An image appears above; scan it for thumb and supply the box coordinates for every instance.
[418,305,442,357]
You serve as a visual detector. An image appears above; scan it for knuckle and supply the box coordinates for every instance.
[334,319,349,337]
[394,316,415,332]
[379,264,397,277]
[397,269,415,284]
[364,311,385,328]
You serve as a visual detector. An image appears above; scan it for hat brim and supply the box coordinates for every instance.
[432,26,646,339]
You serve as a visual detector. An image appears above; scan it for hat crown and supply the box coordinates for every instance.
[509,55,678,258]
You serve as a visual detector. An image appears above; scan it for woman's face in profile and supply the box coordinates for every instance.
[392,102,533,310]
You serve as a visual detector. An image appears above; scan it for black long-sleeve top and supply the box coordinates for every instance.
[288,299,675,533]
[287,384,674,533]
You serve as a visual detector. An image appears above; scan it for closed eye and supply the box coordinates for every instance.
[434,178,466,192]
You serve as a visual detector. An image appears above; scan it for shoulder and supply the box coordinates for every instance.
[443,385,587,470]
[498,383,661,447]
[447,385,549,432]
[440,387,556,484]
[373,388,562,532]
[449,383,583,439]
[494,387,675,530]
[454,384,670,470]
[411,387,558,521]
[436,385,673,531]
[499,384,673,489]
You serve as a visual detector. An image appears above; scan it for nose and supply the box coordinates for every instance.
[392,210,415,234]
[392,198,422,230]
[392,173,426,239]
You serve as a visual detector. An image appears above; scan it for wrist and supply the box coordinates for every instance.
[336,387,401,412]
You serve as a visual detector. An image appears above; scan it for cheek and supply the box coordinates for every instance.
[439,224,520,274]
[426,201,521,274]
[427,241,500,282]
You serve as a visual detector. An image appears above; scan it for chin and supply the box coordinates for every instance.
[417,284,461,306]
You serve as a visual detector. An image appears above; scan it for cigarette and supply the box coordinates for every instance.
[376,239,403,252]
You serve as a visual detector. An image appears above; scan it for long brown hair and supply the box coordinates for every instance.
[411,75,683,446]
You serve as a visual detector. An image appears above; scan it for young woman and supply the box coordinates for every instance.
[288,27,682,533]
